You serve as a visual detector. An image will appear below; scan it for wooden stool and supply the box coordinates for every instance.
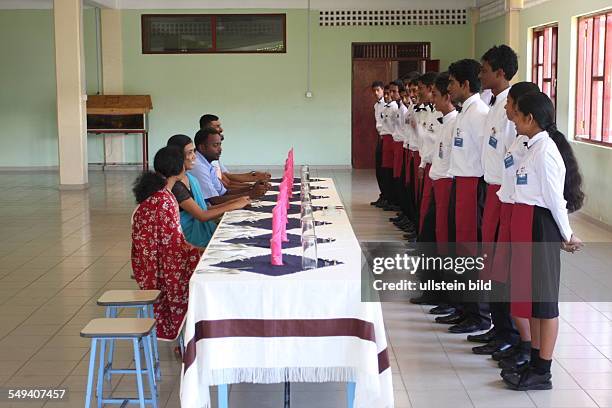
[81,318,158,408]
[97,290,161,381]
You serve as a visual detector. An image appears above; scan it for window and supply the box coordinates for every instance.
[576,11,612,145]
[142,14,286,54]
[532,24,558,108]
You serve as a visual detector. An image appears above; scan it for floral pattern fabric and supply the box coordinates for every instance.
[131,189,200,341]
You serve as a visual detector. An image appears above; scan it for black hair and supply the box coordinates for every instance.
[194,127,220,149]
[434,72,451,96]
[167,134,193,152]
[389,80,405,92]
[481,45,519,81]
[448,59,482,93]
[516,92,585,213]
[508,81,540,103]
[371,80,384,89]
[383,84,390,91]
[199,114,219,130]
[418,71,438,87]
[402,71,421,85]
[132,146,185,204]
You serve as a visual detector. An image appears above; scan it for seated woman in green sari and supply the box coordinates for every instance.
[167,134,250,247]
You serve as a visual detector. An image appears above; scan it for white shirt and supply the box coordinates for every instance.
[408,103,429,152]
[481,88,516,185]
[392,101,409,142]
[379,101,398,136]
[429,110,458,181]
[497,135,529,204]
[374,97,385,135]
[448,93,490,177]
[401,101,416,148]
[418,105,444,168]
[511,131,572,241]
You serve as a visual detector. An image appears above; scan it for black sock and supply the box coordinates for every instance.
[520,341,532,353]
[534,357,552,375]
[529,348,540,366]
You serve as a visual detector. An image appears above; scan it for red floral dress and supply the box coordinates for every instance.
[131,189,200,341]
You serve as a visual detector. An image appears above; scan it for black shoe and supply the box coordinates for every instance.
[467,328,496,343]
[383,204,401,212]
[370,196,383,206]
[403,232,417,240]
[449,319,490,334]
[429,304,455,315]
[503,367,552,391]
[400,226,417,234]
[375,199,388,209]
[492,344,519,361]
[435,311,465,325]
[390,215,405,222]
[409,295,438,306]
[500,360,529,379]
[498,350,530,369]
[395,219,414,228]
[472,339,514,355]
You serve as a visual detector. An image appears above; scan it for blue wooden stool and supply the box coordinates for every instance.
[97,290,161,382]
[81,318,158,408]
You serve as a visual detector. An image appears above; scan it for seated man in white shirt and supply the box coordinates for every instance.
[190,127,267,205]
[199,114,271,188]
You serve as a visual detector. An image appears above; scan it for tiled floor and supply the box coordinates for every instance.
[0,169,611,408]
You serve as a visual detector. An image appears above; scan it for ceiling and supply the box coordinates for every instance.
[0,0,479,10]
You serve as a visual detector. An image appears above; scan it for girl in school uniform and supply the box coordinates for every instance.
[490,82,540,371]
[503,92,585,391]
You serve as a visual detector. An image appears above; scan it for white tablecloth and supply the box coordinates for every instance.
[180,178,394,408]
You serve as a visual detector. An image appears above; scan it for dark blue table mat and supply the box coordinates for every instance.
[211,254,343,276]
[222,233,335,249]
[227,217,331,230]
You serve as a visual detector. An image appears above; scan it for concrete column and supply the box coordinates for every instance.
[54,0,88,189]
[470,7,480,59]
[100,9,125,164]
[505,0,524,59]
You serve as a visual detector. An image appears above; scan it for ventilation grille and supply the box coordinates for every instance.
[319,9,468,27]
[353,43,430,59]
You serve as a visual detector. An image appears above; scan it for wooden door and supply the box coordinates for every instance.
[351,60,391,169]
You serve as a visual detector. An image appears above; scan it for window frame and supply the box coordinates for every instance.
[141,13,287,55]
[575,10,612,147]
[531,23,558,109]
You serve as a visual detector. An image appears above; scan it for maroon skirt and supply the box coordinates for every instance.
[419,164,433,234]
[392,141,404,178]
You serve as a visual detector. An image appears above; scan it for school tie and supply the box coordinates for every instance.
[437,117,443,124]
[489,95,496,106]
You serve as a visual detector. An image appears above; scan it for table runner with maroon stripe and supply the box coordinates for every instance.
[180,178,394,408]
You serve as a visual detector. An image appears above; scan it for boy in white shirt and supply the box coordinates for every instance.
[371,81,386,207]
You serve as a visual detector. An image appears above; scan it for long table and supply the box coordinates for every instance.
[180,178,394,408]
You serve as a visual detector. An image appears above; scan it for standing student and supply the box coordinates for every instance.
[390,80,409,205]
[443,59,491,334]
[371,81,386,207]
[415,72,458,311]
[493,82,542,372]
[379,85,400,211]
[415,72,443,234]
[471,45,521,356]
[503,92,584,391]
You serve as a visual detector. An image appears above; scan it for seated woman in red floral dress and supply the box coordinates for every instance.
[131,146,201,341]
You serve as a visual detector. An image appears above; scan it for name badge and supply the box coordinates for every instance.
[454,128,463,147]
[516,173,528,185]
[438,142,444,159]
[504,154,514,168]
[489,135,498,148]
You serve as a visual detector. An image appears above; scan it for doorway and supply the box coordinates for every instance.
[351,42,440,169]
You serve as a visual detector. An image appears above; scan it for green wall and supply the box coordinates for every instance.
[475,15,505,59]
[0,8,472,168]
[518,0,612,225]
[0,9,99,168]
[121,9,472,166]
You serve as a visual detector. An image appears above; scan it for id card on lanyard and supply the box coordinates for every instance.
[489,127,498,149]
[516,166,528,185]
[504,153,514,168]
[454,128,463,147]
